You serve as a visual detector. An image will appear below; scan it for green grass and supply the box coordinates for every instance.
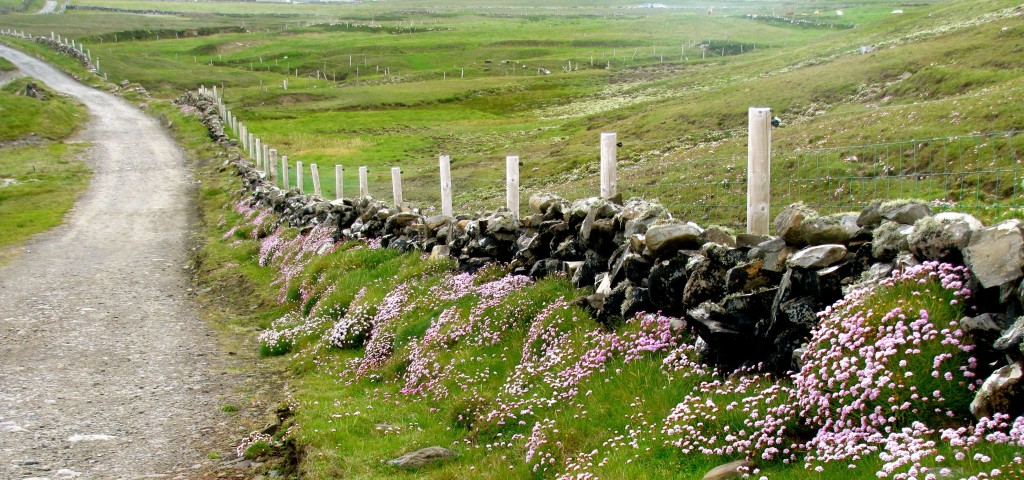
[0,56,14,71]
[20,0,1013,225]
[0,77,84,141]
[0,76,90,257]
[0,142,90,254]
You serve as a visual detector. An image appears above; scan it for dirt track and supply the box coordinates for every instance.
[0,45,241,479]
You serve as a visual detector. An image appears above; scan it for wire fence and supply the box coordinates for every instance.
[610,130,1024,228]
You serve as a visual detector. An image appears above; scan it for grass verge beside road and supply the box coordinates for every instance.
[0,76,89,262]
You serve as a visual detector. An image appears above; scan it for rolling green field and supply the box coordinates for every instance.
[5,0,1022,225]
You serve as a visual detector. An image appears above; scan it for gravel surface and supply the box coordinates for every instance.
[0,45,245,480]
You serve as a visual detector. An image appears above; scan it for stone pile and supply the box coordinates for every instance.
[180,92,1024,420]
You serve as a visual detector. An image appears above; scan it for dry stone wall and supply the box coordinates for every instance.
[179,92,1024,416]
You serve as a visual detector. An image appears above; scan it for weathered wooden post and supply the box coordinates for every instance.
[296,161,305,194]
[335,165,344,200]
[248,134,256,160]
[506,156,520,219]
[359,166,369,197]
[439,155,453,217]
[391,167,404,206]
[269,148,278,184]
[600,132,618,198]
[255,138,262,169]
[311,164,322,196]
[747,107,771,235]
[281,155,290,189]
[262,143,270,173]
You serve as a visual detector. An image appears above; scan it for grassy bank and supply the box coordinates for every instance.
[186,144,1024,479]
[0,76,89,259]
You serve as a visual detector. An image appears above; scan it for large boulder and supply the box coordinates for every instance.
[648,251,691,317]
[682,255,728,309]
[963,220,1024,289]
[645,222,703,258]
[970,362,1024,420]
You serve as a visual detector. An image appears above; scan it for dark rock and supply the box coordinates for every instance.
[750,237,792,273]
[621,286,653,319]
[648,252,690,317]
[682,255,728,309]
[572,250,605,289]
[598,282,629,328]
[700,242,744,268]
[726,260,776,294]
[994,317,1024,361]
[622,253,653,285]
[529,259,563,279]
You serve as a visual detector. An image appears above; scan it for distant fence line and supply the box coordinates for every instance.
[206,81,1023,233]
[203,84,1019,232]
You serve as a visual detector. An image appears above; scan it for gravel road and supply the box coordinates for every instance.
[0,45,242,479]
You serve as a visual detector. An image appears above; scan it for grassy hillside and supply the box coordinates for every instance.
[3,1,1021,225]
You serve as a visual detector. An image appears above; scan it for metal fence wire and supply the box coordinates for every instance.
[614,130,1024,228]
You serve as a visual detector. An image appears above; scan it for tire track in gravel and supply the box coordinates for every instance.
[0,45,241,480]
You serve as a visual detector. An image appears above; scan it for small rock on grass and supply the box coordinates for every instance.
[387,446,459,468]
[702,459,755,480]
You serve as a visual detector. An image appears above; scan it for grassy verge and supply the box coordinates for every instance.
[194,163,1024,479]
[0,76,89,261]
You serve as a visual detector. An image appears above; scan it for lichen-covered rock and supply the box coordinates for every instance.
[872,221,912,261]
[908,214,976,262]
[786,244,848,269]
[699,225,737,248]
[802,212,861,245]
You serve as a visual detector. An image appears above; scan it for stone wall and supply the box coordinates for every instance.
[179,92,1024,414]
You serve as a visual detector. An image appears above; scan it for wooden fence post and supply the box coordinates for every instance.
[281,155,290,189]
[255,138,262,169]
[600,132,618,198]
[335,165,344,200]
[311,164,322,196]
[269,149,278,184]
[747,107,771,235]
[391,167,404,206]
[506,156,520,219]
[249,134,256,160]
[439,155,453,217]
[359,166,368,197]
[296,161,304,194]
